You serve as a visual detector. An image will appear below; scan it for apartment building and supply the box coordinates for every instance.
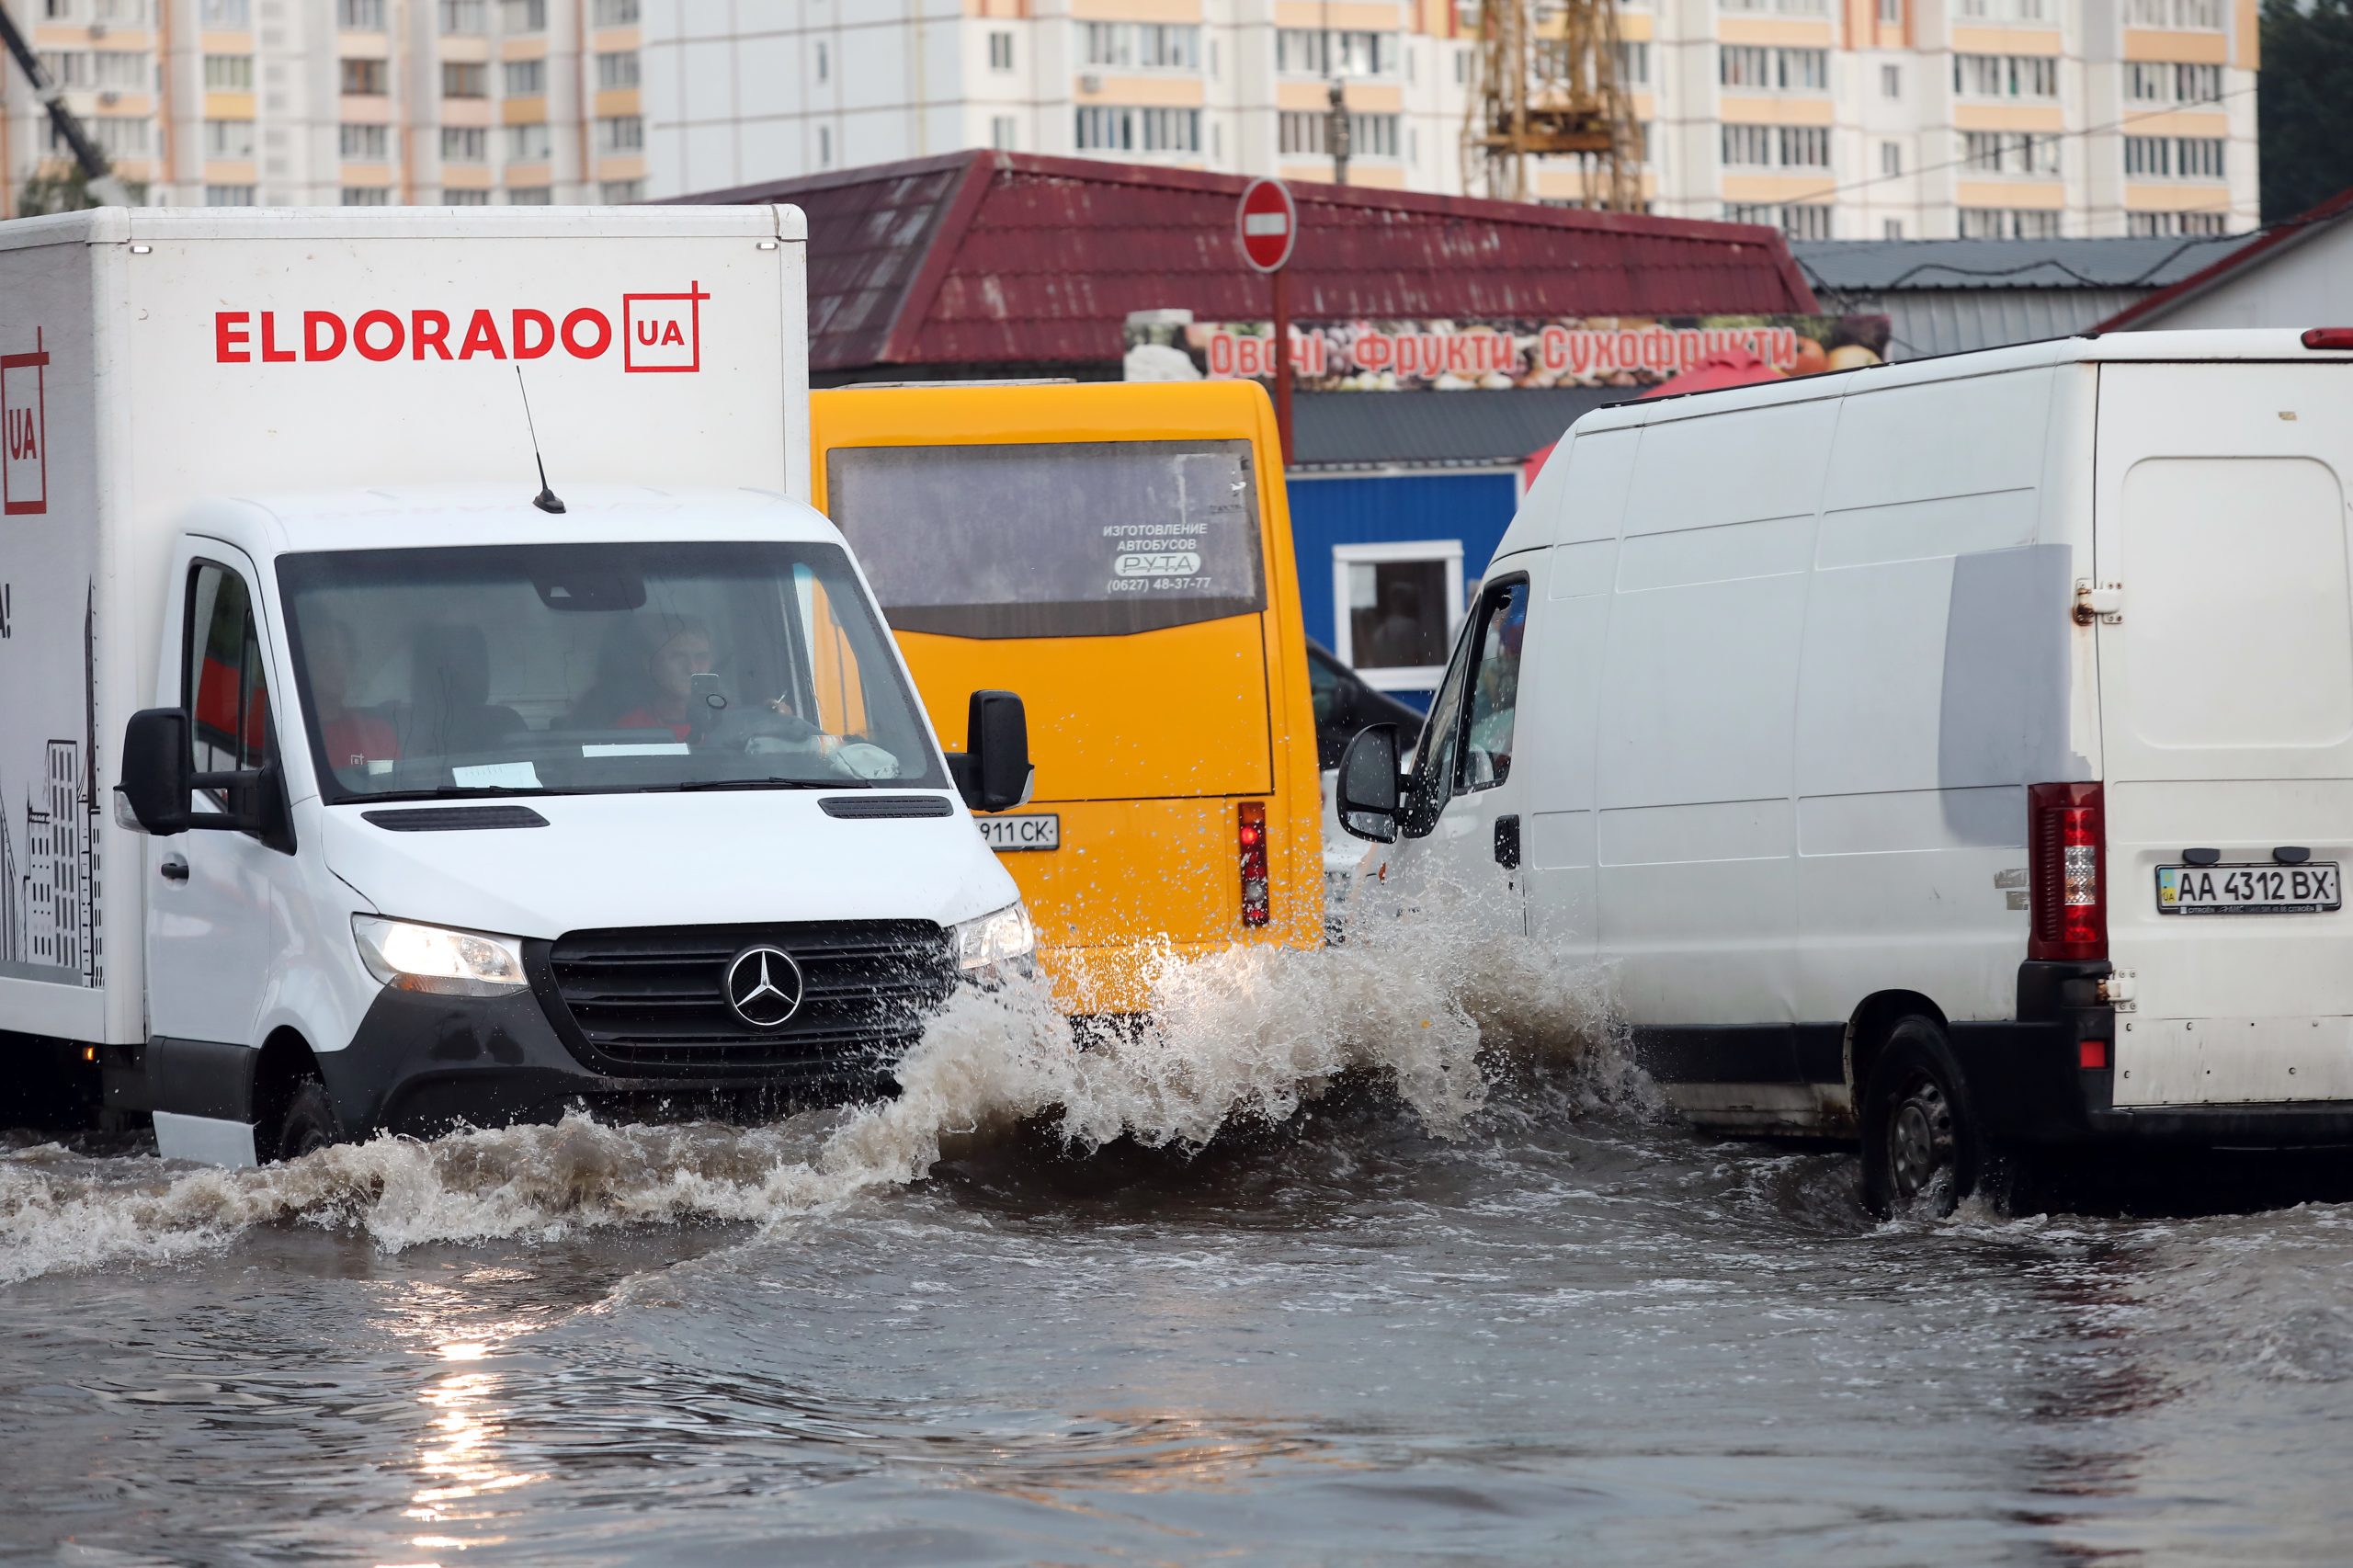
[0,0,649,214]
[639,0,2256,240]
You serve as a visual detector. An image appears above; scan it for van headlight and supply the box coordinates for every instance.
[950,902,1035,973]
[353,915,529,996]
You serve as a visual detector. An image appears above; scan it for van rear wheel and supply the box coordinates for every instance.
[1860,1017,1984,1219]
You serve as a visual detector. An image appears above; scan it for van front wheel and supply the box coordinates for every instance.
[274,1079,341,1163]
[1859,1017,1984,1219]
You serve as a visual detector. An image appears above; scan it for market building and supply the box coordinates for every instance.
[680,148,1825,699]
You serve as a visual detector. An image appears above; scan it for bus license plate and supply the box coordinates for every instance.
[2157,862,2340,915]
[978,813,1060,852]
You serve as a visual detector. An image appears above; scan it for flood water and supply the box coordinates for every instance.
[6,907,2353,1564]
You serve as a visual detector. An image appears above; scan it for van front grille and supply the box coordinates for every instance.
[534,921,957,1077]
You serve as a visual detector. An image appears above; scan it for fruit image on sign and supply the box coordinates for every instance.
[1236,179,1296,274]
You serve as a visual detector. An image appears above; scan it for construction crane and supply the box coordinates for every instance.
[0,0,133,212]
[1461,0,1642,210]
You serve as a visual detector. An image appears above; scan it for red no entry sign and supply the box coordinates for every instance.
[1236,178,1297,273]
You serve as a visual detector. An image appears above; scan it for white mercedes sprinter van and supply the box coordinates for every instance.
[1338,330,2353,1212]
[0,208,1034,1166]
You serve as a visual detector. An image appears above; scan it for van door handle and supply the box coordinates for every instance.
[159,854,189,883]
[1494,815,1520,870]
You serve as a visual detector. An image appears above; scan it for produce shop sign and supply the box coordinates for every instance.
[1124,314,1892,392]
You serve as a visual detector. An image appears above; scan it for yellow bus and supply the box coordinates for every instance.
[811,380,1324,1015]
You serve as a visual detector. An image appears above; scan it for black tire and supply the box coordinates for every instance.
[274,1079,341,1163]
[1859,1017,1984,1219]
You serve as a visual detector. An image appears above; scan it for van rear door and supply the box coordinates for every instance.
[2094,359,2353,1104]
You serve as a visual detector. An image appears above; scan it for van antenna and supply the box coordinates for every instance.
[514,366,566,515]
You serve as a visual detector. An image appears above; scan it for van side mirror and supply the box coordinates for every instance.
[949,689,1031,813]
[1336,722,1402,844]
[117,706,296,853]
[119,708,192,835]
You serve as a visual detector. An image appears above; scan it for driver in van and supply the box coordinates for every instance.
[304,617,400,773]
[612,618,717,742]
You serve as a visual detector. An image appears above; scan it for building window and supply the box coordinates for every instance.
[991,114,1017,150]
[1076,105,1202,153]
[1881,63,1902,97]
[441,61,487,97]
[2125,210,2228,235]
[338,122,390,160]
[1722,123,1826,167]
[90,50,145,89]
[1961,131,2061,175]
[1721,123,1772,166]
[203,53,253,89]
[1953,53,2059,99]
[597,115,642,152]
[62,117,151,156]
[593,0,640,23]
[597,50,640,88]
[1958,0,2053,17]
[503,59,545,96]
[1719,45,1826,92]
[1274,28,1394,76]
[818,125,833,166]
[2127,0,2222,26]
[1883,218,1904,238]
[443,187,492,205]
[989,30,1014,71]
[199,0,251,23]
[503,0,547,31]
[2128,61,2222,103]
[1334,542,1464,689]
[36,51,88,87]
[815,41,828,83]
[337,0,385,28]
[439,125,488,161]
[204,184,256,205]
[340,57,389,95]
[506,122,551,161]
[203,119,256,157]
[2125,134,2225,179]
[1613,40,1649,85]
[1878,0,1901,19]
[1085,22,1203,71]
[507,186,553,205]
[1959,207,2062,238]
[439,0,485,31]
[1723,201,1832,239]
[1880,140,1903,176]
[1278,109,1400,158]
[599,177,645,201]
[341,186,392,206]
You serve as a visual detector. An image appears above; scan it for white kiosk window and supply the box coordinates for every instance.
[1333,540,1464,692]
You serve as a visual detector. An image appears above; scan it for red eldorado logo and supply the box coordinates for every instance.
[2,326,46,517]
[213,283,710,374]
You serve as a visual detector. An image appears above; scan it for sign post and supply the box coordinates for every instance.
[1235,177,1298,464]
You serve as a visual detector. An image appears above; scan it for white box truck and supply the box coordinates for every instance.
[1336,329,2353,1213]
[0,207,1037,1166]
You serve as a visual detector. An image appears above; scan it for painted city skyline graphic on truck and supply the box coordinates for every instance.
[211,282,710,373]
[0,584,102,989]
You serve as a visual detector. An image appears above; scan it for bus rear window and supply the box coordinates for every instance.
[826,440,1267,638]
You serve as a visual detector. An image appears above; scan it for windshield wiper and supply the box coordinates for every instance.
[354,785,552,802]
[651,778,842,792]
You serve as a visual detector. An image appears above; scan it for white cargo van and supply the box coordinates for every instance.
[1337,330,2353,1212]
[0,208,1035,1166]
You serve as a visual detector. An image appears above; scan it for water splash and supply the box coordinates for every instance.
[0,871,1631,1284]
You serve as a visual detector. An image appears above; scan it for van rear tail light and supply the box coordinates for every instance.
[2029,781,2107,962]
[2302,327,2353,350]
[1238,801,1271,928]
[2078,1039,2111,1071]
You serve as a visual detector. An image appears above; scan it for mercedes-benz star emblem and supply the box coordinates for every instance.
[723,945,805,1029]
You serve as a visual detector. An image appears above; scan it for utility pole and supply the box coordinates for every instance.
[0,0,132,209]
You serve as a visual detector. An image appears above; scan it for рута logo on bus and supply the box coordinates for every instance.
[213,283,709,373]
[1115,551,1201,577]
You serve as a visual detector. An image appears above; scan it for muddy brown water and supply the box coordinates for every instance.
[5,918,2353,1565]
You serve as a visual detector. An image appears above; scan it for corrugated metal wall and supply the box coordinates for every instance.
[1875,289,2152,358]
[1285,471,1522,656]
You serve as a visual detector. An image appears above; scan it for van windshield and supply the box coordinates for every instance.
[825,440,1267,638]
[276,541,945,803]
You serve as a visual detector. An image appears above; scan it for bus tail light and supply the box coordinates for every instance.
[1238,801,1270,927]
[2029,781,2106,962]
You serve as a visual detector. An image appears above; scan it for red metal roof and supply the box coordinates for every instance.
[676,150,1821,372]
[2094,185,2353,333]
